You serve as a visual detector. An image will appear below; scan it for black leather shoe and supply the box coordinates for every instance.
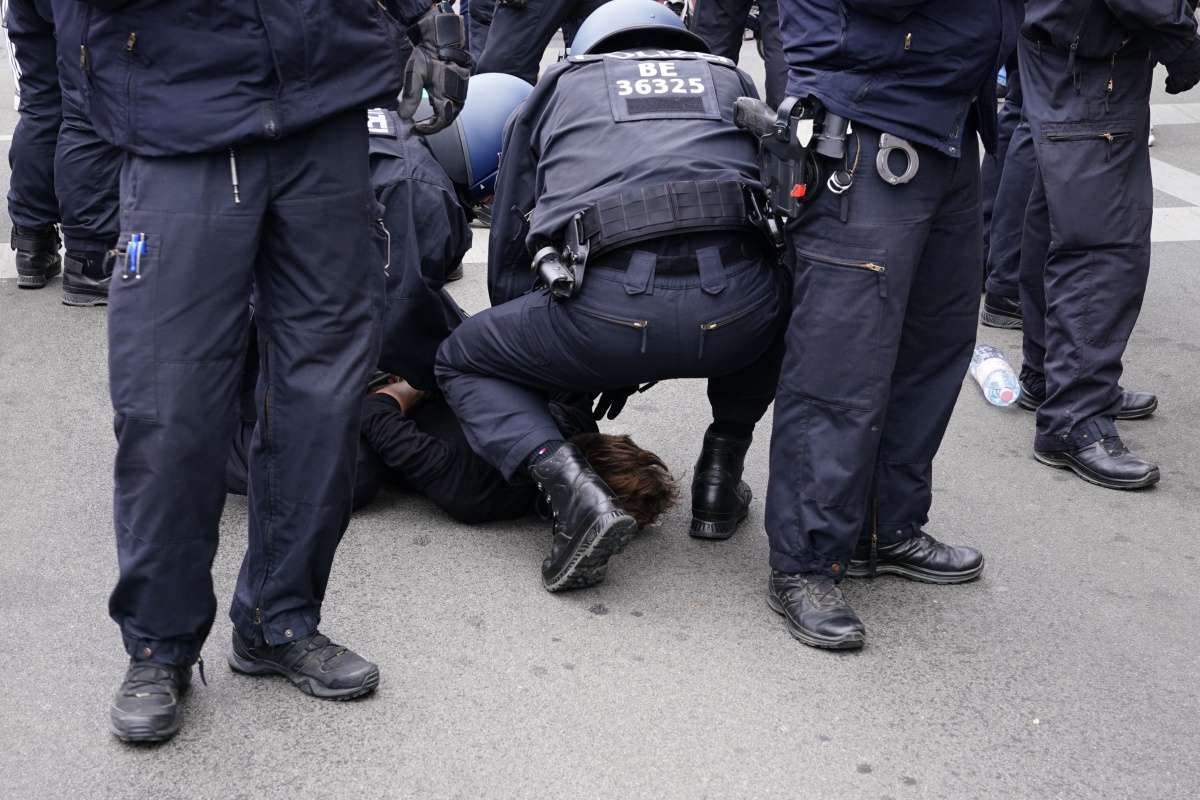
[110,660,193,743]
[766,571,865,650]
[12,225,61,289]
[531,442,638,592]
[1035,436,1159,490]
[848,530,984,584]
[62,250,115,307]
[689,429,752,540]
[980,292,1022,329]
[228,630,380,699]
[445,263,464,282]
[1019,380,1157,420]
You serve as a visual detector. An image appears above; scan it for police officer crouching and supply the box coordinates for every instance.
[761,0,1022,650]
[436,0,789,592]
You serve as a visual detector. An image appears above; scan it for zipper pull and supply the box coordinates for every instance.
[79,45,88,71]
[635,320,648,354]
[228,148,242,204]
[196,656,208,686]
[126,32,137,52]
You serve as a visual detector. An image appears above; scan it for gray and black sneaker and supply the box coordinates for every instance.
[110,659,194,743]
[12,225,61,289]
[228,630,380,700]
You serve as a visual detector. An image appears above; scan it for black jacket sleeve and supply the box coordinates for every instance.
[359,394,454,487]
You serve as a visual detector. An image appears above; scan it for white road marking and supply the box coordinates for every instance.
[1151,102,1200,127]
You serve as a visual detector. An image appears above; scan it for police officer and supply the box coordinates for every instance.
[474,0,608,83]
[437,0,788,593]
[981,57,1031,330]
[764,0,1020,650]
[51,0,123,306]
[4,0,61,289]
[87,1,471,744]
[688,0,787,107]
[1017,1,1199,491]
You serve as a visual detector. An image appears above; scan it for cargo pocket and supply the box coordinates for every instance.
[1040,121,1142,250]
[108,234,158,420]
[790,248,887,410]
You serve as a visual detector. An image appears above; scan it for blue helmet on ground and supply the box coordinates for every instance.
[569,0,709,56]
[422,73,534,203]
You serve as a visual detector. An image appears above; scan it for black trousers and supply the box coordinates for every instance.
[5,0,59,231]
[766,125,981,577]
[688,0,786,107]
[108,109,385,666]
[983,64,1032,301]
[474,0,607,84]
[1017,38,1154,452]
[436,235,787,480]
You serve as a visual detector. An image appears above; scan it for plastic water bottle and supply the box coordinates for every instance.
[970,345,1021,407]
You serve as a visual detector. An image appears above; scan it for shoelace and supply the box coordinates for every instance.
[804,577,850,610]
[1100,436,1130,457]
[292,634,348,670]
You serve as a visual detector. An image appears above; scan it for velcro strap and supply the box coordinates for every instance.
[577,180,757,257]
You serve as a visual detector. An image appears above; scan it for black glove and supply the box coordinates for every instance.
[398,2,472,136]
[593,387,636,421]
[1165,38,1200,95]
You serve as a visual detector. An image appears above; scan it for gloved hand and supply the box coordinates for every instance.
[1165,38,1200,95]
[593,387,637,421]
[398,2,472,136]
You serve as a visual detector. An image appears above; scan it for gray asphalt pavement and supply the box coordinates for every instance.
[2,36,1200,800]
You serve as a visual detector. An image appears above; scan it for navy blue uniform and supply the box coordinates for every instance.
[50,0,123,256]
[475,0,609,83]
[469,0,496,63]
[766,0,1020,576]
[86,0,423,667]
[5,0,59,232]
[689,0,787,106]
[1018,1,1198,453]
[437,50,786,480]
[368,108,473,391]
[984,62,1034,303]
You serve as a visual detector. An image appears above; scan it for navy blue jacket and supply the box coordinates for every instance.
[71,0,427,155]
[778,0,1022,157]
[1024,0,1197,63]
[488,50,762,306]
[368,108,472,391]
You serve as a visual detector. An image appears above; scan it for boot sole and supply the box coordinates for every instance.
[62,291,108,307]
[845,559,984,584]
[17,273,56,289]
[688,503,749,541]
[1034,450,1160,490]
[542,511,638,593]
[765,592,865,651]
[979,309,1022,329]
[1019,397,1157,420]
[110,712,181,743]
[227,650,380,700]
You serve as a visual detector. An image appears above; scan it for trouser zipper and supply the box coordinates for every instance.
[869,498,879,578]
[795,250,888,297]
[1045,130,1131,161]
[574,306,650,353]
[698,302,760,359]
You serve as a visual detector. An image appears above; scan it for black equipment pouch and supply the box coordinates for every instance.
[733,96,819,220]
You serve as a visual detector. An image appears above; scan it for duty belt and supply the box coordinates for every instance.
[534,180,777,299]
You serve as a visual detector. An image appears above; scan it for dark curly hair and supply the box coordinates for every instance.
[569,432,678,528]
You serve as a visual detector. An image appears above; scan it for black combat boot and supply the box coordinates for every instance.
[979,291,1022,329]
[531,441,638,592]
[110,659,195,743]
[11,225,61,289]
[1019,378,1158,421]
[62,249,115,307]
[1035,435,1159,490]
[689,427,753,540]
[848,529,985,584]
[767,571,865,650]
[228,629,380,700]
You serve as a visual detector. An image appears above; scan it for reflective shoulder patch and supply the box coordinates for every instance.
[367,108,397,138]
[603,57,721,123]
